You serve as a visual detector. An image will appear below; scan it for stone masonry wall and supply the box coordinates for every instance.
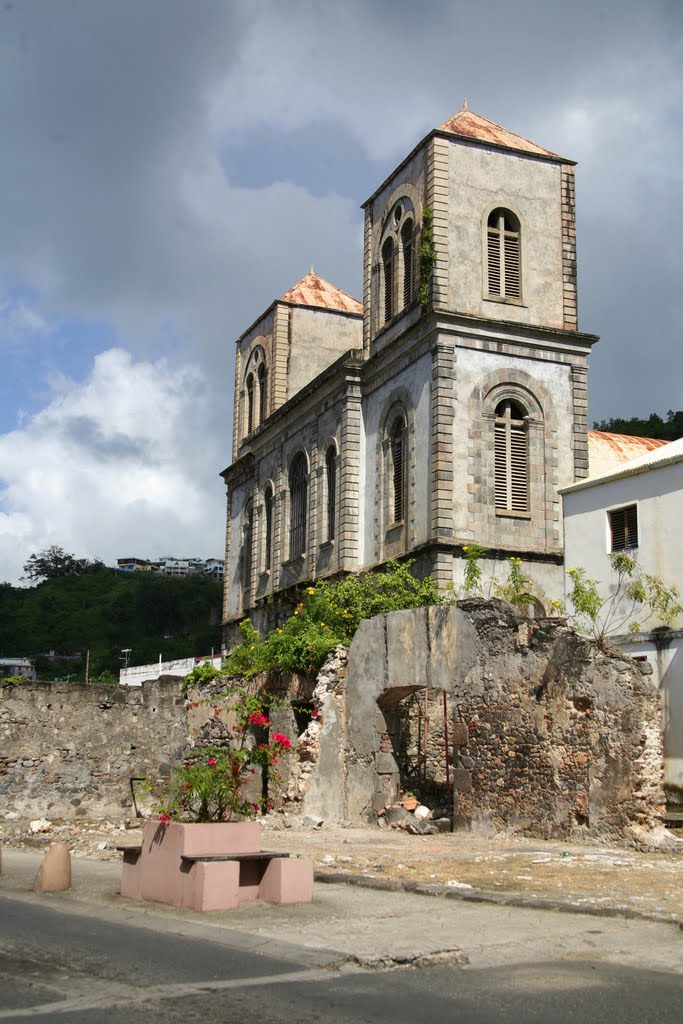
[334,601,665,844]
[0,677,188,819]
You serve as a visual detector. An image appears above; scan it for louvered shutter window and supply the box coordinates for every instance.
[487,209,521,299]
[383,238,394,323]
[401,220,414,308]
[264,486,273,571]
[257,363,267,426]
[609,506,638,551]
[494,400,528,512]
[325,446,336,542]
[246,374,254,434]
[289,453,308,558]
[390,416,406,523]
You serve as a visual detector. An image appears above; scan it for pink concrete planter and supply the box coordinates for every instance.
[120,820,313,910]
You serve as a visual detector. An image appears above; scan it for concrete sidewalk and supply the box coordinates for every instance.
[1,848,683,978]
[3,818,683,924]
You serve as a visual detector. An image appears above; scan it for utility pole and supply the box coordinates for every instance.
[85,649,90,685]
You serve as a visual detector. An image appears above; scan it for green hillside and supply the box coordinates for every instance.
[0,567,223,681]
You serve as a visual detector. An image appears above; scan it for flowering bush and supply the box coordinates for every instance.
[149,684,293,822]
[223,560,442,678]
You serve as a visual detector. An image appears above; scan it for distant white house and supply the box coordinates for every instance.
[115,556,224,580]
[120,654,223,687]
[0,657,36,681]
[560,437,683,803]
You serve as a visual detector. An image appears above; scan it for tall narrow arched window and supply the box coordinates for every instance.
[389,415,406,523]
[325,445,336,542]
[401,219,414,308]
[242,500,254,594]
[289,452,308,558]
[487,208,521,299]
[494,400,528,512]
[246,373,255,434]
[263,485,273,571]
[257,363,267,425]
[382,237,395,323]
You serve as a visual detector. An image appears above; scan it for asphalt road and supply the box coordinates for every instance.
[1,895,682,1024]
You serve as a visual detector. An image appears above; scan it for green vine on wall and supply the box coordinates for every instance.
[419,205,436,307]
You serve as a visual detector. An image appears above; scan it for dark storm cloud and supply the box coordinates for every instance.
[59,415,150,462]
[1,0,681,428]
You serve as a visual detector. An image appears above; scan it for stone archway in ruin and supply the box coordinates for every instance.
[344,605,478,820]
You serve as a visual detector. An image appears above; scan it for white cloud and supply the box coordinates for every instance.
[0,349,226,584]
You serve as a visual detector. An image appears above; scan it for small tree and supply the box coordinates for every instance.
[23,546,103,583]
[566,554,682,650]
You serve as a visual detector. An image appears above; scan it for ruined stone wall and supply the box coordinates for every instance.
[329,601,665,844]
[0,678,187,819]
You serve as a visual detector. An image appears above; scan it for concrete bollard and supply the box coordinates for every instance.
[33,842,72,892]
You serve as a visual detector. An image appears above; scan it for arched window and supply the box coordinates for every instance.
[325,445,336,542]
[401,219,414,308]
[494,399,528,512]
[389,415,406,523]
[487,208,521,299]
[242,500,254,594]
[243,346,268,436]
[382,238,395,323]
[258,363,267,425]
[289,452,308,558]
[263,485,273,571]
[246,373,255,434]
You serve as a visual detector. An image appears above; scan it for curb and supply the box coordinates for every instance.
[314,871,683,930]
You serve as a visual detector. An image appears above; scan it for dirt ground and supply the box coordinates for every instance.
[3,815,682,923]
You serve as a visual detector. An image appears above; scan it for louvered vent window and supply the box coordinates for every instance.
[401,220,414,308]
[487,209,521,299]
[264,485,273,571]
[609,505,638,551]
[325,446,336,542]
[246,374,255,434]
[494,400,528,513]
[390,415,406,523]
[257,363,267,426]
[383,238,394,323]
[289,453,308,559]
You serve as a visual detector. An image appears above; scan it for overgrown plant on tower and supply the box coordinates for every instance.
[419,205,436,307]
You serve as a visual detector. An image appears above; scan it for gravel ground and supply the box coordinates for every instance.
[2,815,682,922]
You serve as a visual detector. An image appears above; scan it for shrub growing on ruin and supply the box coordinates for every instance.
[224,560,442,678]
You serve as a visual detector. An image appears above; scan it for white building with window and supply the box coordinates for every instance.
[221,106,598,628]
[561,438,683,803]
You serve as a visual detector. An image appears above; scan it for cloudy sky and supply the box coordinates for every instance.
[0,0,681,584]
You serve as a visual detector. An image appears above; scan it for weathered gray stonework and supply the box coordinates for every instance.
[0,678,187,819]
[299,603,665,844]
[3,604,661,846]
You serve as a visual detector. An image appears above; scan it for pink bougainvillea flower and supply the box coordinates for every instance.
[207,756,218,766]
[271,733,292,749]
[158,813,172,823]
[311,709,320,718]
[213,708,220,717]
[248,712,269,727]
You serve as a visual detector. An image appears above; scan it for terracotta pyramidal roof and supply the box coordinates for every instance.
[438,107,561,159]
[279,269,363,315]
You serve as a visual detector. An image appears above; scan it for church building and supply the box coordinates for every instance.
[220,107,598,634]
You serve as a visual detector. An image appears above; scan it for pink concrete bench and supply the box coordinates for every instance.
[117,821,314,911]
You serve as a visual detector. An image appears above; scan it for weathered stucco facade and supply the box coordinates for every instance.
[221,107,598,635]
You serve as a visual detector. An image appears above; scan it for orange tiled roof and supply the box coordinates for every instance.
[587,430,670,478]
[280,270,363,315]
[438,108,561,159]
